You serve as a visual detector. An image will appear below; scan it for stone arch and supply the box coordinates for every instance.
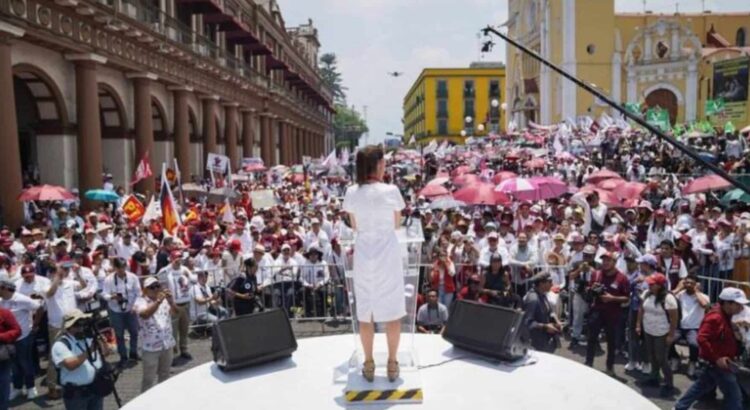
[152,97,170,141]
[98,83,128,139]
[12,63,71,186]
[642,82,684,105]
[644,87,679,126]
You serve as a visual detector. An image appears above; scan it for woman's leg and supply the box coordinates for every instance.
[359,321,375,362]
[385,320,401,363]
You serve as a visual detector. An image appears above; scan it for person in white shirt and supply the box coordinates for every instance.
[102,257,142,367]
[673,275,710,378]
[114,232,140,261]
[221,239,244,286]
[157,251,196,361]
[43,261,82,398]
[636,273,678,396]
[304,218,330,253]
[134,277,177,392]
[69,252,98,312]
[0,278,41,400]
[15,264,50,301]
[478,232,510,268]
[300,245,329,317]
[189,271,227,324]
[271,244,299,314]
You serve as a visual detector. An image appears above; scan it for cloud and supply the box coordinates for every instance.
[410,46,453,67]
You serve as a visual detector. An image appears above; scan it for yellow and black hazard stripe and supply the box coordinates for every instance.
[345,388,423,403]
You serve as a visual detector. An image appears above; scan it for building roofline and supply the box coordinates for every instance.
[616,11,750,17]
[403,65,506,104]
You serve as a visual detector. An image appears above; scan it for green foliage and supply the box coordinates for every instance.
[319,53,347,105]
[334,103,368,146]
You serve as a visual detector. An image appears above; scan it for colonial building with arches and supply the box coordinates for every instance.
[505,0,750,129]
[0,0,334,227]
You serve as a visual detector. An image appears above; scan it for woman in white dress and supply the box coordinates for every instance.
[343,145,406,383]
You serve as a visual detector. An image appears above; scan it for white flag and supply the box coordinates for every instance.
[340,148,350,165]
[408,134,416,145]
[142,196,161,223]
[423,139,439,155]
[221,198,235,224]
[322,150,338,168]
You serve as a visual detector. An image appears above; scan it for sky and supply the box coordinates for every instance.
[276,0,748,145]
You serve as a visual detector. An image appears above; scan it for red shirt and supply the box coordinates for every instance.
[457,286,488,303]
[0,307,21,344]
[430,261,456,293]
[698,305,739,366]
[589,269,630,319]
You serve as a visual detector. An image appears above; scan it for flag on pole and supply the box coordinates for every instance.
[322,150,338,168]
[130,151,153,186]
[142,196,161,223]
[408,134,416,146]
[646,107,670,132]
[220,198,235,224]
[705,98,725,116]
[340,147,350,166]
[623,102,641,116]
[159,167,181,234]
[725,121,737,134]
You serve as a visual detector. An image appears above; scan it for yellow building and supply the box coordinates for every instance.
[403,63,505,144]
[506,0,750,127]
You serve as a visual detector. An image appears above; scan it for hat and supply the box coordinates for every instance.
[637,254,658,267]
[310,218,320,225]
[169,250,182,260]
[253,244,266,253]
[30,228,43,236]
[62,309,92,329]
[654,209,666,217]
[228,239,242,251]
[645,273,667,287]
[484,222,498,231]
[600,251,616,260]
[281,244,291,251]
[0,278,15,291]
[96,223,111,232]
[451,231,463,240]
[553,233,565,242]
[143,277,159,289]
[306,244,323,256]
[719,287,750,305]
[487,232,499,240]
[582,245,597,255]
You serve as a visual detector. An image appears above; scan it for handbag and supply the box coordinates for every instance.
[91,360,118,397]
[0,343,16,361]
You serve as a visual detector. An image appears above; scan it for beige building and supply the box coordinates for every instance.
[0,0,334,227]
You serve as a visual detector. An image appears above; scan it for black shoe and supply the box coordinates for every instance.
[117,359,128,369]
[637,378,660,387]
[171,358,180,367]
[659,385,675,397]
[180,352,193,360]
[129,354,140,362]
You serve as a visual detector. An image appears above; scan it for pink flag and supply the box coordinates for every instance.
[130,151,153,186]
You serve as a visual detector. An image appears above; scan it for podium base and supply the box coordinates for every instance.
[345,350,423,405]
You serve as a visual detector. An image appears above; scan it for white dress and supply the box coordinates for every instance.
[343,182,407,322]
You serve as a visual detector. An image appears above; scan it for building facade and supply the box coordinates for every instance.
[403,62,505,144]
[0,0,334,227]
[505,0,750,128]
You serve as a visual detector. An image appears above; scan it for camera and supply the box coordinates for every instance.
[116,293,127,311]
[585,282,606,303]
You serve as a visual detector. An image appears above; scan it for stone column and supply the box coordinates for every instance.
[260,114,273,166]
[128,73,157,194]
[0,24,25,228]
[291,125,299,164]
[241,109,255,159]
[169,86,192,181]
[68,53,107,210]
[224,102,239,169]
[201,95,219,170]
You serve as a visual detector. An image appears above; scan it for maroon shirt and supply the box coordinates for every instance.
[589,269,630,319]
[698,305,738,366]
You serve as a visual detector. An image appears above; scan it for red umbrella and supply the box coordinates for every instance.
[524,158,546,169]
[596,178,625,191]
[492,171,518,185]
[419,184,450,198]
[586,169,622,184]
[452,173,481,186]
[454,182,510,206]
[451,165,471,177]
[682,174,732,194]
[616,182,648,200]
[18,185,75,202]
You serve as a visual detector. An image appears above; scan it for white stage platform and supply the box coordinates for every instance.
[123,334,659,409]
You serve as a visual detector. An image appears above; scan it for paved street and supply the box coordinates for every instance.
[10,320,726,410]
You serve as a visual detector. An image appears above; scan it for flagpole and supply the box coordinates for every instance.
[481,26,750,195]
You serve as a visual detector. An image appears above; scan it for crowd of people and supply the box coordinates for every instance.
[0,117,748,408]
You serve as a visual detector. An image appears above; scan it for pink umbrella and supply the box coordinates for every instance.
[579,185,623,207]
[586,169,622,184]
[495,177,538,197]
[682,174,732,194]
[454,183,510,206]
[491,171,518,185]
[555,152,576,161]
[596,178,625,191]
[527,176,569,201]
[451,165,471,177]
[419,184,450,198]
[453,173,481,186]
[18,185,75,202]
[427,176,450,186]
[524,158,546,169]
[616,182,648,200]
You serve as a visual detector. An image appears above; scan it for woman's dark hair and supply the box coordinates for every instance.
[355,145,384,185]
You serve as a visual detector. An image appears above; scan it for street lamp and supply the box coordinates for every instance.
[491,99,500,108]
[465,116,473,124]
[460,130,467,137]
[477,123,485,132]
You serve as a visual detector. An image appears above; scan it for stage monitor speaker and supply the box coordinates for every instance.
[212,308,297,371]
[442,300,527,361]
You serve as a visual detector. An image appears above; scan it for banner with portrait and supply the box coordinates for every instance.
[713,57,749,124]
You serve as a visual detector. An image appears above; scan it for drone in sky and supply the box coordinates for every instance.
[387,71,404,77]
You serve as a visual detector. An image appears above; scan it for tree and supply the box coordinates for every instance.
[334,104,368,149]
[319,53,347,104]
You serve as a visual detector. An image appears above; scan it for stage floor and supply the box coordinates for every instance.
[123,334,659,409]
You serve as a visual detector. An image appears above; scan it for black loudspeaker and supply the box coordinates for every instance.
[212,308,297,371]
[442,300,527,361]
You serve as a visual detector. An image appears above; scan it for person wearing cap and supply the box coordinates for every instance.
[522,272,562,353]
[656,240,688,292]
[134,277,177,392]
[269,243,300,315]
[102,257,142,368]
[673,274,710,378]
[507,233,537,297]
[114,231,140,261]
[478,232,510,269]
[674,287,748,410]
[51,309,110,409]
[0,277,40,400]
[69,252,98,312]
[227,258,260,317]
[303,218,329,255]
[457,274,487,303]
[635,273,678,396]
[157,250,196,362]
[300,244,329,317]
[568,244,597,347]
[44,261,82,399]
[221,239,244,285]
[416,290,448,334]
[584,251,630,376]
[189,271,227,325]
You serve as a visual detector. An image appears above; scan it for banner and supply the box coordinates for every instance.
[646,107,670,132]
[206,153,230,174]
[712,56,749,124]
[121,195,145,222]
[241,157,265,172]
[250,189,276,210]
[705,98,725,116]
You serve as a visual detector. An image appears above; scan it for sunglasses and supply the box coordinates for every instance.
[147,284,161,290]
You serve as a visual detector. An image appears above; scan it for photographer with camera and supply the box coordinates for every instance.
[227,257,260,317]
[0,277,41,400]
[134,277,177,393]
[158,250,195,362]
[102,257,142,368]
[51,309,111,410]
[568,242,596,347]
[584,251,630,377]
[190,271,227,325]
[416,290,448,334]
[45,261,82,399]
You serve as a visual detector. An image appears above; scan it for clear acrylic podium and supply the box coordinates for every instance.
[341,219,424,404]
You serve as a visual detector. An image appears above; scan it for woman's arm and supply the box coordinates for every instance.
[393,211,401,230]
[348,213,357,231]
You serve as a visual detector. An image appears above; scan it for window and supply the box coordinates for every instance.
[464,80,475,98]
[738,28,747,47]
[438,119,448,135]
[464,99,475,118]
[437,100,448,118]
[437,80,448,98]
[489,80,500,98]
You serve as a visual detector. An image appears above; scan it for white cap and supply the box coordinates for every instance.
[719,287,750,305]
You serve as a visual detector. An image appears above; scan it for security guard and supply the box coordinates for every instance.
[228,257,260,316]
[51,309,111,410]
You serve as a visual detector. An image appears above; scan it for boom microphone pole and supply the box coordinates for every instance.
[481,25,750,195]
